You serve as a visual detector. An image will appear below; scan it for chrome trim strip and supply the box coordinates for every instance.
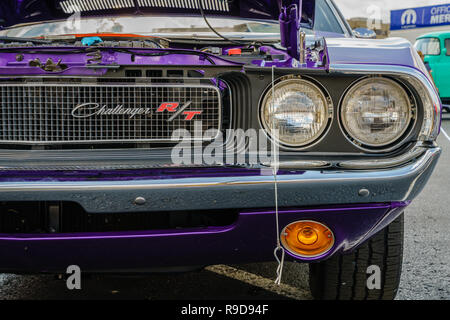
[0,147,440,192]
[0,144,433,171]
[269,160,331,170]
[338,146,426,170]
[268,145,431,170]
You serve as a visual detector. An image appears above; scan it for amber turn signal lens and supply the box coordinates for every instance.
[281,221,334,258]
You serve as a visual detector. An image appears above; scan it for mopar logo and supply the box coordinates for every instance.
[401,9,417,25]
[391,5,450,30]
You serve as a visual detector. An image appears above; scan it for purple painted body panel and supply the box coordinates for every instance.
[0,203,407,272]
[326,37,417,69]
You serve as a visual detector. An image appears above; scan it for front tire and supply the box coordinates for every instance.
[309,214,404,300]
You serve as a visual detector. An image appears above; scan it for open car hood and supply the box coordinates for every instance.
[0,1,315,60]
[0,0,315,28]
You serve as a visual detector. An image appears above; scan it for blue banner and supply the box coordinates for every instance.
[391,4,450,30]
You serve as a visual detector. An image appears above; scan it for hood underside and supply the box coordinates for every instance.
[0,0,314,29]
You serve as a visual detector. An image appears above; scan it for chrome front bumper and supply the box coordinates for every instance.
[0,146,441,214]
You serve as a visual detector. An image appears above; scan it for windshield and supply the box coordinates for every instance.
[0,16,281,39]
[414,38,441,56]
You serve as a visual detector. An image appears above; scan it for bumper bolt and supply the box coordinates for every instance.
[358,189,370,197]
[134,197,147,206]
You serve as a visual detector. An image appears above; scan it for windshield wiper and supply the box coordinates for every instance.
[0,36,52,44]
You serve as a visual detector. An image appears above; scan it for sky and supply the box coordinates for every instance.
[334,0,450,22]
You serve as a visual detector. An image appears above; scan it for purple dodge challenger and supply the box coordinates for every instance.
[0,0,442,300]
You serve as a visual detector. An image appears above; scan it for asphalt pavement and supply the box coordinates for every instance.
[0,114,449,300]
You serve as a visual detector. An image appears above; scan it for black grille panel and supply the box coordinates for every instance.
[0,83,221,144]
[0,202,238,234]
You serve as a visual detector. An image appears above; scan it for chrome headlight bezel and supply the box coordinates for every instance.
[259,76,333,150]
[330,63,441,149]
[339,76,417,152]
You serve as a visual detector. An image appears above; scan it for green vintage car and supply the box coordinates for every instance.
[415,31,450,112]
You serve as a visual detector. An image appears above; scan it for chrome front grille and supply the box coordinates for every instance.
[0,83,222,144]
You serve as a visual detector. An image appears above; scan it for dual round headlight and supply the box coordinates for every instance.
[260,78,332,148]
[260,77,414,150]
[340,77,414,148]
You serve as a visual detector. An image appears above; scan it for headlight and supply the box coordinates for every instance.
[340,77,414,148]
[260,78,331,148]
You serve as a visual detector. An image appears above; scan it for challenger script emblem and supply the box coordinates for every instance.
[71,102,202,121]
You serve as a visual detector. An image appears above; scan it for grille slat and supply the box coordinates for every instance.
[0,83,221,144]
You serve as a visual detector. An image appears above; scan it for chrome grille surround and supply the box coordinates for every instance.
[0,82,222,144]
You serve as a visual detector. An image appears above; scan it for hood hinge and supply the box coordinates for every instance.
[279,0,304,62]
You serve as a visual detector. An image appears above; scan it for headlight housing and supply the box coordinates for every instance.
[340,77,415,149]
[260,78,332,148]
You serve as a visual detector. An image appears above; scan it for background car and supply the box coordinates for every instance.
[415,31,450,112]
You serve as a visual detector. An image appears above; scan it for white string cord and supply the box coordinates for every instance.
[271,65,285,285]
[273,171,285,285]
